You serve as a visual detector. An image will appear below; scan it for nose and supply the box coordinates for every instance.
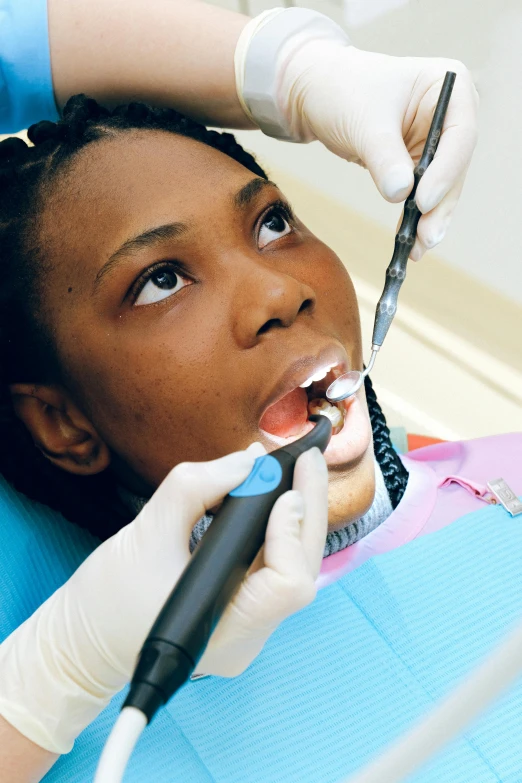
[232,264,316,349]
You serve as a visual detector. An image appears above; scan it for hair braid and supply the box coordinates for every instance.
[0,94,407,540]
[364,373,408,508]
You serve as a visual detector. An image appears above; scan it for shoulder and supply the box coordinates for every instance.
[406,433,522,488]
[319,433,522,587]
[402,433,522,540]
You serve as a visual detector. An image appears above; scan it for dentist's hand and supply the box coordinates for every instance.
[0,444,328,755]
[238,9,479,262]
[283,47,479,261]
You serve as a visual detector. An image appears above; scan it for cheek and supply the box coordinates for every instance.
[301,244,362,353]
[58,319,250,485]
[52,239,365,488]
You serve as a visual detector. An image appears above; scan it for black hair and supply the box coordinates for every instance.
[0,95,408,540]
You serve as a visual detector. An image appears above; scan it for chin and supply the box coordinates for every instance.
[325,445,376,531]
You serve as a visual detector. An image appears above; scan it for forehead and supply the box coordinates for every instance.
[39,130,256,262]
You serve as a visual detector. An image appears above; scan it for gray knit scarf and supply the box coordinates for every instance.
[119,458,392,558]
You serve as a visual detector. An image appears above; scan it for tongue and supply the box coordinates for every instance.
[259,387,309,438]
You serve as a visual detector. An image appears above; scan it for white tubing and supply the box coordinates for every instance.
[344,616,522,783]
[93,707,147,783]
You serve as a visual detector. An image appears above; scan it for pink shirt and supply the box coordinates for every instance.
[318,434,522,588]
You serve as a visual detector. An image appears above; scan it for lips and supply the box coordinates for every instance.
[258,344,372,468]
[259,345,348,417]
[259,369,346,438]
[258,346,348,439]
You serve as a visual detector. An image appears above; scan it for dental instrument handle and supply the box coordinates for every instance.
[371,70,456,349]
[123,415,332,724]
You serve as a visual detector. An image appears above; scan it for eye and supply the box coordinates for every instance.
[134,266,191,306]
[257,206,292,249]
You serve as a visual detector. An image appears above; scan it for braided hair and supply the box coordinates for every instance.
[0,95,408,540]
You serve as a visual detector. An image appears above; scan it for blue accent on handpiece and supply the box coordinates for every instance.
[230,455,283,498]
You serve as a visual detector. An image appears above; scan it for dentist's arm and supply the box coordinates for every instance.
[48,0,252,128]
[47,1,478,261]
[0,717,57,783]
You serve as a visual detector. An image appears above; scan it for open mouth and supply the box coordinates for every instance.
[259,364,348,439]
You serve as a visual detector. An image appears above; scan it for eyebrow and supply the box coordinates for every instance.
[234,178,277,209]
[93,178,278,293]
[94,222,189,291]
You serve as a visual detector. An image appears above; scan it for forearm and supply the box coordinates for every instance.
[0,716,58,783]
[47,0,254,128]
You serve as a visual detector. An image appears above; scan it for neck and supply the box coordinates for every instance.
[120,458,394,559]
[322,459,392,557]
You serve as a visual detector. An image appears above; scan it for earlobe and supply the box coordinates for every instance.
[9,383,111,476]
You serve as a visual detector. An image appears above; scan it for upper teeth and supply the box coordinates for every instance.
[299,364,335,388]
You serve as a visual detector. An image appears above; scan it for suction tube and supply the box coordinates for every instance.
[123,415,332,723]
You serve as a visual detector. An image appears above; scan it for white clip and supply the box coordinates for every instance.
[487,478,522,517]
[190,672,211,682]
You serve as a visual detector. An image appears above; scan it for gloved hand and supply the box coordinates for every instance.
[236,8,479,261]
[0,443,328,755]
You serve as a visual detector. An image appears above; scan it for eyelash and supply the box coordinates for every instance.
[129,199,295,304]
[129,260,191,304]
[257,201,295,238]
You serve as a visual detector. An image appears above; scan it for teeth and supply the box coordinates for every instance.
[307,397,345,435]
[299,363,336,388]
[311,369,329,382]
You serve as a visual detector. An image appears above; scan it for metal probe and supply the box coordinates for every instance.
[327,70,456,404]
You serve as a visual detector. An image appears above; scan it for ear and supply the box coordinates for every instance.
[9,383,111,476]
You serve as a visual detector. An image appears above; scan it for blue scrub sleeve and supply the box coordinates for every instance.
[0,0,59,133]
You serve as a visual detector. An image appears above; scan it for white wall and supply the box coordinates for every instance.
[209,0,522,306]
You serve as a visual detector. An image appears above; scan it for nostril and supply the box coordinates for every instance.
[257,298,314,337]
[257,318,284,336]
[299,298,314,315]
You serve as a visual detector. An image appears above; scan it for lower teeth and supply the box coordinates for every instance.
[307,398,345,435]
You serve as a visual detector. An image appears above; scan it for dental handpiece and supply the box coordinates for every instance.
[327,71,456,405]
[123,415,332,724]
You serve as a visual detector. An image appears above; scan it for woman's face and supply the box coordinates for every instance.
[33,130,375,529]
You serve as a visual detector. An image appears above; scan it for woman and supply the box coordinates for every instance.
[0,98,519,782]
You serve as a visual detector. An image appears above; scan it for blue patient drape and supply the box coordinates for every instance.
[1,474,522,782]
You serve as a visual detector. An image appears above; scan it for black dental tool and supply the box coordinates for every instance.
[123,414,332,723]
[327,70,456,404]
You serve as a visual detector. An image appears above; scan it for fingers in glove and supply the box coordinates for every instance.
[199,470,327,677]
[415,72,478,215]
[410,170,466,261]
[371,65,477,210]
[242,447,328,583]
[140,442,265,543]
[208,489,314,645]
[262,490,308,578]
[259,490,318,610]
[363,129,415,203]
[292,446,329,579]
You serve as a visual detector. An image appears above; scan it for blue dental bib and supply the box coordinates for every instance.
[1,475,522,783]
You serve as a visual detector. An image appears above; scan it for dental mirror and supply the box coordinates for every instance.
[326,349,378,403]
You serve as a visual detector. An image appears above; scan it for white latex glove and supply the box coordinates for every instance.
[0,444,328,755]
[237,9,479,261]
